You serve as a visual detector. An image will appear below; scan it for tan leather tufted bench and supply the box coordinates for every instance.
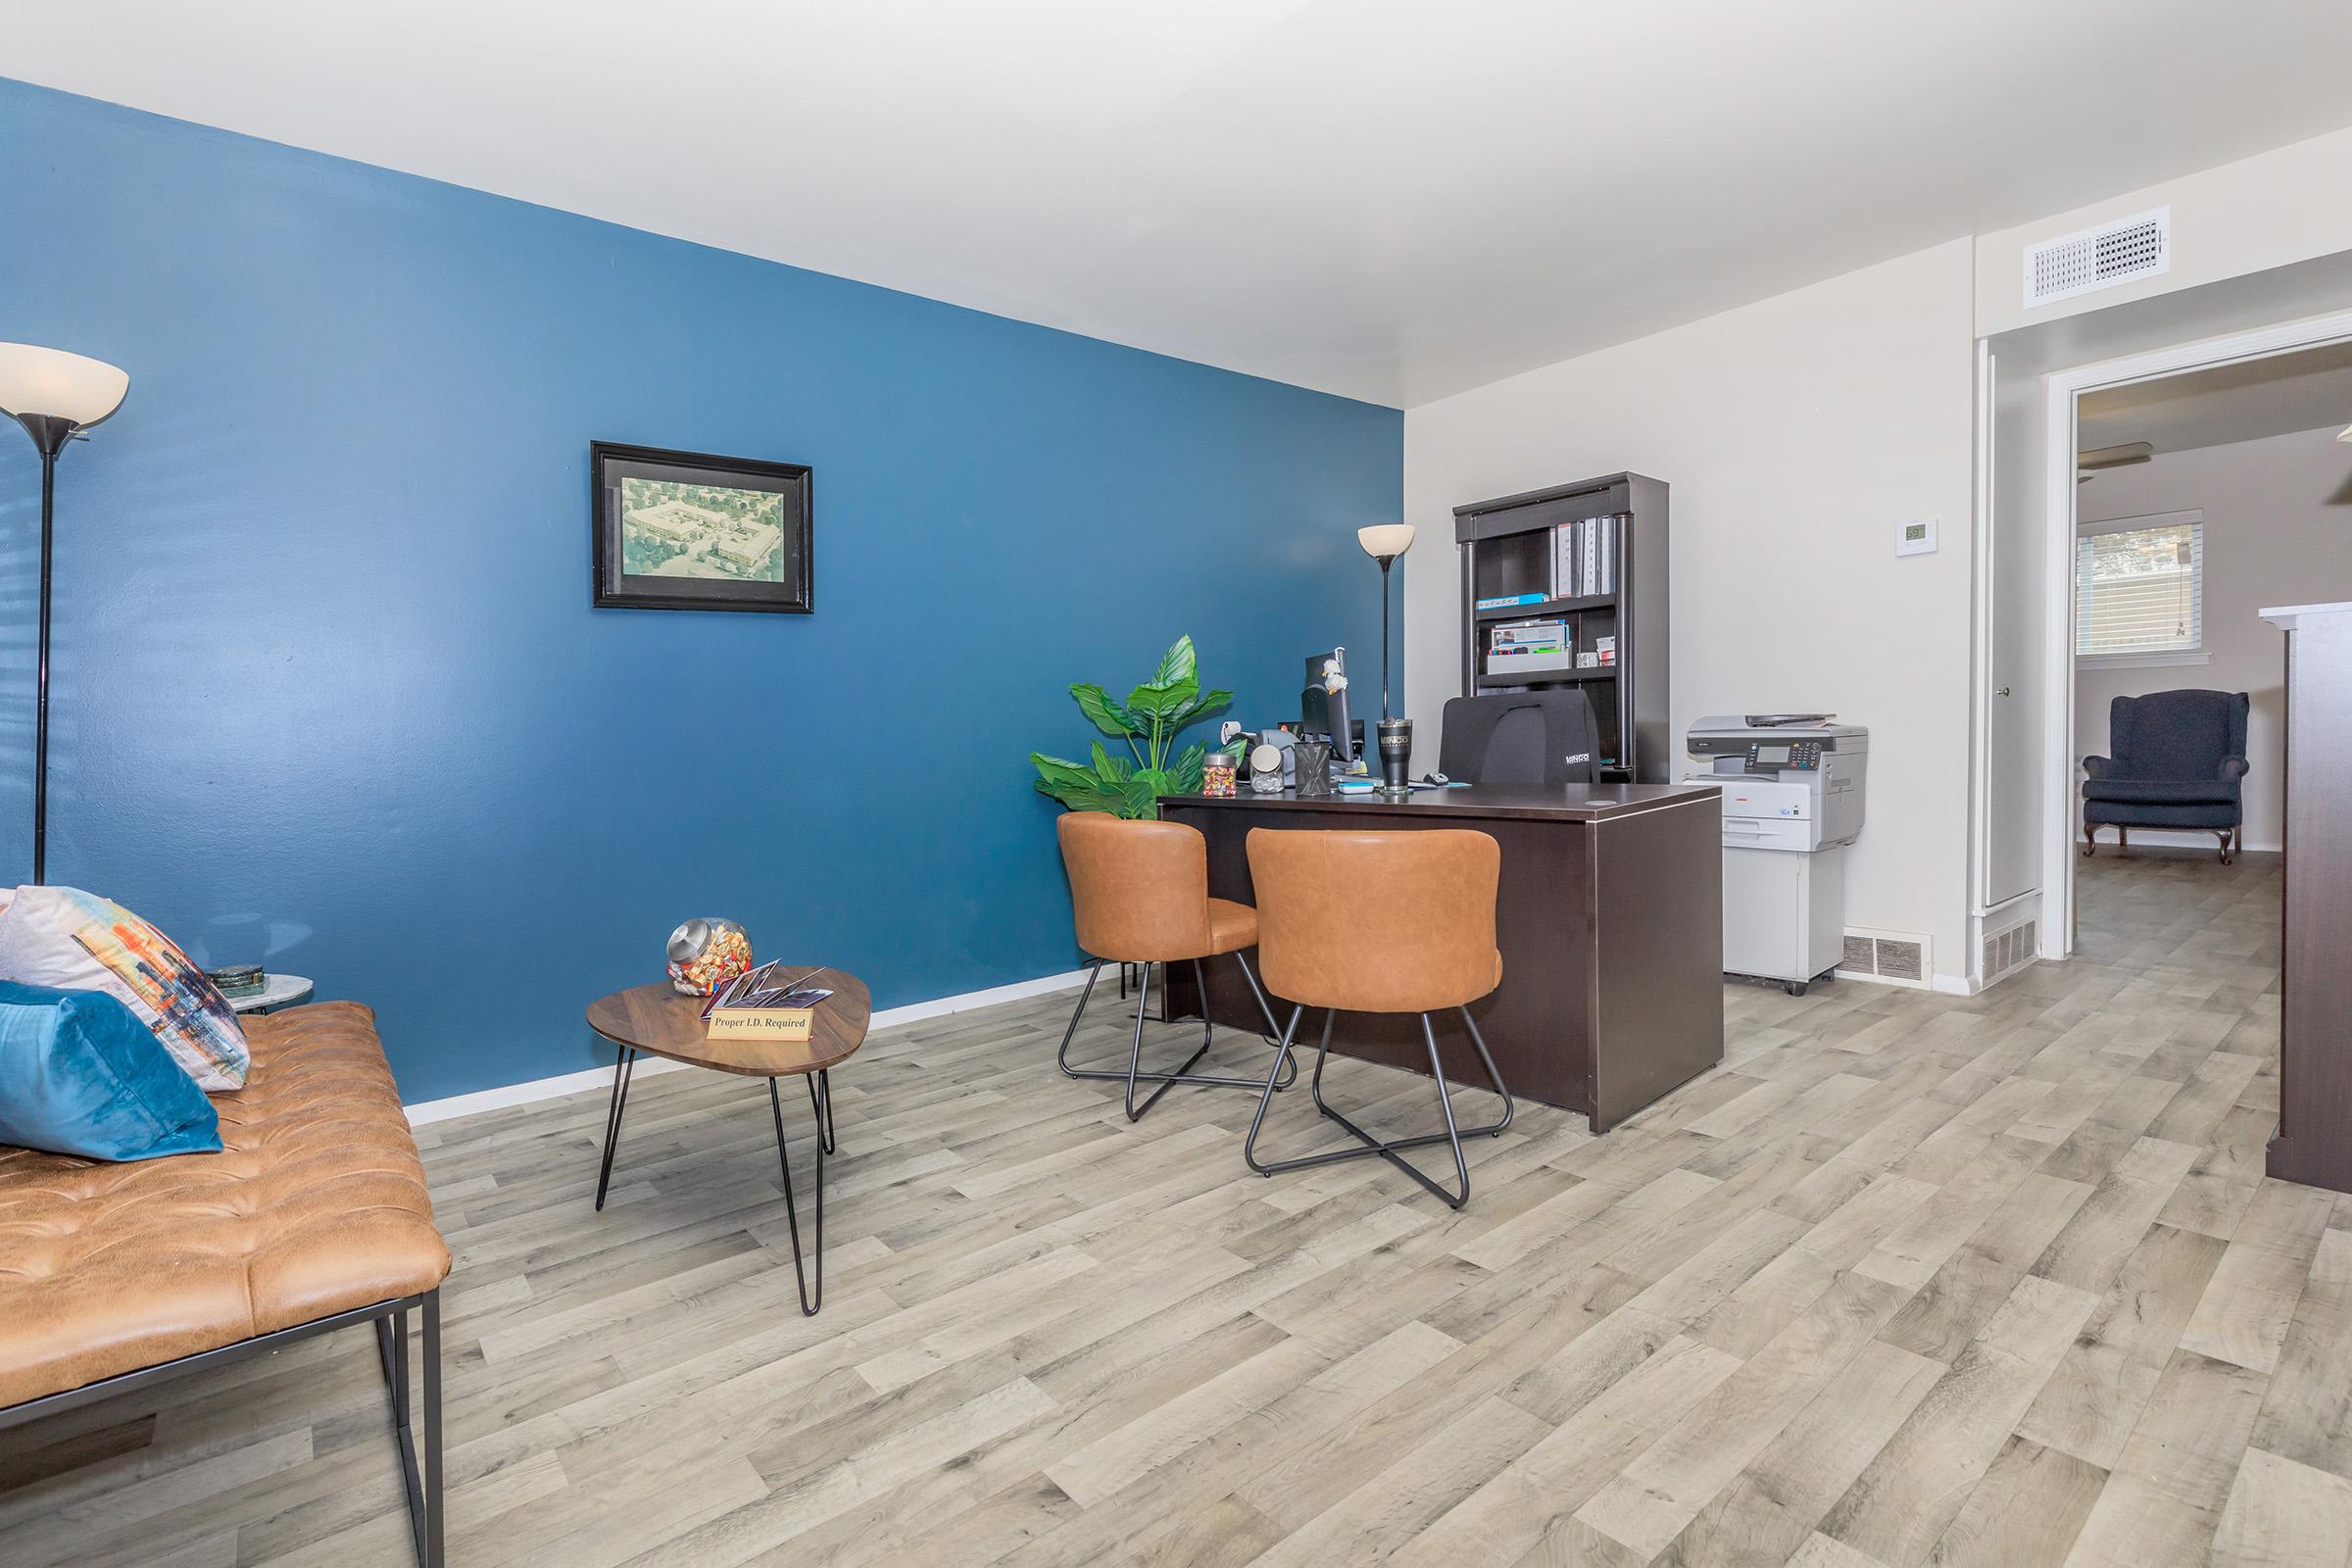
[0,1001,451,1564]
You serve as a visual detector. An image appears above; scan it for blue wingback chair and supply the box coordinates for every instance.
[2082,688,2250,863]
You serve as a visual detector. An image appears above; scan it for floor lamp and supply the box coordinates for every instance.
[1357,523,1415,790]
[0,344,131,885]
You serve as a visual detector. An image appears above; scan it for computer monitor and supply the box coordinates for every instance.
[1301,648,1358,767]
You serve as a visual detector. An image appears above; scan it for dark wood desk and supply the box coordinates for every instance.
[1160,782,1723,1133]
[2265,602,2352,1194]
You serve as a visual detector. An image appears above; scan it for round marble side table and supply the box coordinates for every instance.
[227,973,316,1014]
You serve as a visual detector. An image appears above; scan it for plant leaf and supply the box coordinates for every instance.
[1031,752,1117,806]
[1167,685,1233,729]
[1122,769,1178,819]
[1031,752,1097,789]
[1032,775,1123,813]
[1090,742,1133,782]
[1152,636,1197,689]
[1171,741,1205,794]
[1071,682,1139,737]
[1126,676,1200,720]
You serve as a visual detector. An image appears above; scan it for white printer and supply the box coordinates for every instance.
[1685,715,1869,995]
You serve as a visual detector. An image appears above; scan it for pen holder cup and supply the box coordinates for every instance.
[1292,739,1334,797]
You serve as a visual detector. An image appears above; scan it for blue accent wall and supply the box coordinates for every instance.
[0,79,1402,1103]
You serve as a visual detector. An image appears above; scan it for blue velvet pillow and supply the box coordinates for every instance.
[0,980,222,1161]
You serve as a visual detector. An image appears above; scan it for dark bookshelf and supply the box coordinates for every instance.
[1454,472,1670,782]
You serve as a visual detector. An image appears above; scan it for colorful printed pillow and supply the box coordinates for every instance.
[0,886,249,1091]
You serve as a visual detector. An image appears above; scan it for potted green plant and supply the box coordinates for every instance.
[1031,635,1233,819]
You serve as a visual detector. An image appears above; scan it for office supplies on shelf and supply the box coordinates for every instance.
[1491,618,1568,651]
[1457,473,1669,782]
[1475,591,1547,611]
[1486,647,1581,676]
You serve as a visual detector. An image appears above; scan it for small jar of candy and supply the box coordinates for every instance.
[1201,746,1243,798]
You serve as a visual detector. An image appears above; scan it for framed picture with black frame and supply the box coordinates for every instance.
[591,441,812,613]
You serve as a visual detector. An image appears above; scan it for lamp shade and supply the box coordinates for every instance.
[0,343,130,430]
[1357,522,1415,561]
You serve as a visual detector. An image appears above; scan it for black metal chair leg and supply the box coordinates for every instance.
[1230,951,1298,1089]
[594,1046,636,1211]
[1244,1004,1308,1173]
[1124,961,1212,1120]
[1421,1013,1472,1204]
[769,1075,824,1315]
[1054,960,1107,1078]
[421,1291,442,1568]
[1245,1006,1513,1207]
[1058,956,1290,1115]
[1307,1008,1338,1109]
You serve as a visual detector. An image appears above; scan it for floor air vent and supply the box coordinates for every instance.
[2025,207,2170,308]
[1983,919,2038,985]
[1838,929,1931,989]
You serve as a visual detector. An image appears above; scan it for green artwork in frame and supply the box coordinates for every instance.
[592,441,812,613]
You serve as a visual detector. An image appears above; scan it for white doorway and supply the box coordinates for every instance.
[2034,307,2352,955]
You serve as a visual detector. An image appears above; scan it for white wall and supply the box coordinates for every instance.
[1404,241,1978,986]
[1977,124,2352,339]
[2073,424,2352,852]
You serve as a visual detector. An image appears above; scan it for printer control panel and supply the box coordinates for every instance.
[1748,740,1823,771]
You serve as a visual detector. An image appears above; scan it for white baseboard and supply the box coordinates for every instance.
[404,965,1094,1126]
[1833,966,1976,997]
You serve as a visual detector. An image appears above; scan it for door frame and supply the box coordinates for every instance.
[2035,304,2352,953]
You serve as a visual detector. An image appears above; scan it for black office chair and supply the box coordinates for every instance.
[1439,690,1601,786]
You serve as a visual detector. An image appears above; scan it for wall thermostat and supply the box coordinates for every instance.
[1895,518,1937,557]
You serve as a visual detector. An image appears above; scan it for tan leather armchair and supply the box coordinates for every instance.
[1055,812,1292,1120]
[1242,826,1513,1207]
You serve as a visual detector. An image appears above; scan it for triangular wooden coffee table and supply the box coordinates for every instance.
[585,968,869,1315]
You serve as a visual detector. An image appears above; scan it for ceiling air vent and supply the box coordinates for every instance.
[2024,207,2170,308]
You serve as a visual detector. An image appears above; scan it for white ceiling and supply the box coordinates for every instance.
[2081,339,2352,455]
[12,1,2352,407]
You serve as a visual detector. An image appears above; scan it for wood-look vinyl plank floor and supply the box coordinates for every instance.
[7,849,2349,1566]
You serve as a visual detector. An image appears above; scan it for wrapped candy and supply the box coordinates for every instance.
[665,918,753,996]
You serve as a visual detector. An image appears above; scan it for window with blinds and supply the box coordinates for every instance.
[2076,511,2203,660]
